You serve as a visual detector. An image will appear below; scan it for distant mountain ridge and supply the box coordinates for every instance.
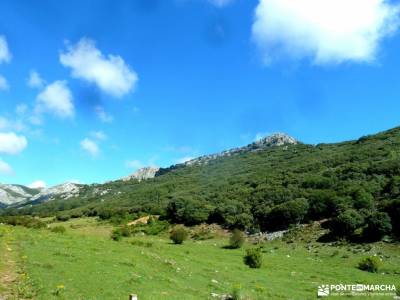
[0,182,83,207]
[179,133,298,167]
[0,132,297,208]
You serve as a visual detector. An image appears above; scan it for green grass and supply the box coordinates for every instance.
[1,219,399,300]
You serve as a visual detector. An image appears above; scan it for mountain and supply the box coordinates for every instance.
[0,182,83,208]
[29,182,83,204]
[0,132,297,208]
[121,167,160,182]
[0,184,40,207]
[179,133,298,167]
[1,127,400,237]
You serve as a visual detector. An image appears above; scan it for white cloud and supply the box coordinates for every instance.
[90,130,107,141]
[80,138,99,157]
[252,0,400,65]
[28,180,46,189]
[60,38,138,97]
[0,75,9,91]
[94,106,114,123]
[176,156,195,164]
[125,159,143,169]
[209,0,233,7]
[0,159,13,175]
[0,36,11,64]
[0,132,28,155]
[27,70,45,88]
[36,81,74,119]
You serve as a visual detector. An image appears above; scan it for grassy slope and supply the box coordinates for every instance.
[1,219,399,300]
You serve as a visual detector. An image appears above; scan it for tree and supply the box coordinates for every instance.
[363,211,392,241]
[266,198,309,231]
[353,189,374,210]
[383,199,400,238]
[329,209,364,238]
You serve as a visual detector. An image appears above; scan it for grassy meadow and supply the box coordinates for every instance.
[0,218,399,300]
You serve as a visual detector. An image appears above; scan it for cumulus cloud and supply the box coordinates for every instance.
[0,75,9,91]
[252,0,400,65]
[28,180,46,189]
[0,132,28,155]
[60,38,138,97]
[0,159,13,175]
[27,70,45,88]
[0,36,11,63]
[94,106,114,123]
[36,81,74,119]
[80,138,99,157]
[209,0,233,8]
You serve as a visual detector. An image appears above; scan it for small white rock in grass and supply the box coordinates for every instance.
[211,279,218,284]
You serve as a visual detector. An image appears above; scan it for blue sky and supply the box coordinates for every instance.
[1,0,400,187]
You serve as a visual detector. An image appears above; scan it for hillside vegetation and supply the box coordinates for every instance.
[2,127,400,241]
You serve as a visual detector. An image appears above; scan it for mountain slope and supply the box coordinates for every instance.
[2,127,400,236]
[0,184,40,207]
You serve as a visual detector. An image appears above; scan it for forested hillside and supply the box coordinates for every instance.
[2,127,400,240]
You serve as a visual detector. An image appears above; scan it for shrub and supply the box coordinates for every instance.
[0,216,46,229]
[50,226,66,234]
[56,214,70,222]
[111,228,122,241]
[170,225,189,244]
[228,229,245,249]
[363,212,392,241]
[243,247,263,268]
[329,209,365,238]
[120,225,131,237]
[357,256,382,273]
[191,224,215,240]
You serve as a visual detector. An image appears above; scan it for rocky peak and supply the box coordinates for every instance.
[253,133,298,148]
[179,133,298,167]
[30,182,82,202]
[122,167,160,182]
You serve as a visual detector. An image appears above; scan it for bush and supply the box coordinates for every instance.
[191,224,215,240]
[50,226,66,234]
[111,228,122,241]
[120,225,131,237]
[329,209,365,238]
[244,247,263,268]
[363,212,392,241]
[0,216,46,229]
[56,214,70,222]
[170,225,189,244]
[228,229,245,249]
[358,256,382,273]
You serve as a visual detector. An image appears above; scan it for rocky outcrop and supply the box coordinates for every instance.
[180,133,298,167]
[30,182,82,203]
[0,184,39,206]
[122,167,160,182]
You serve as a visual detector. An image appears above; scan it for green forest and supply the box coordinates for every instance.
[2,127,400,242]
